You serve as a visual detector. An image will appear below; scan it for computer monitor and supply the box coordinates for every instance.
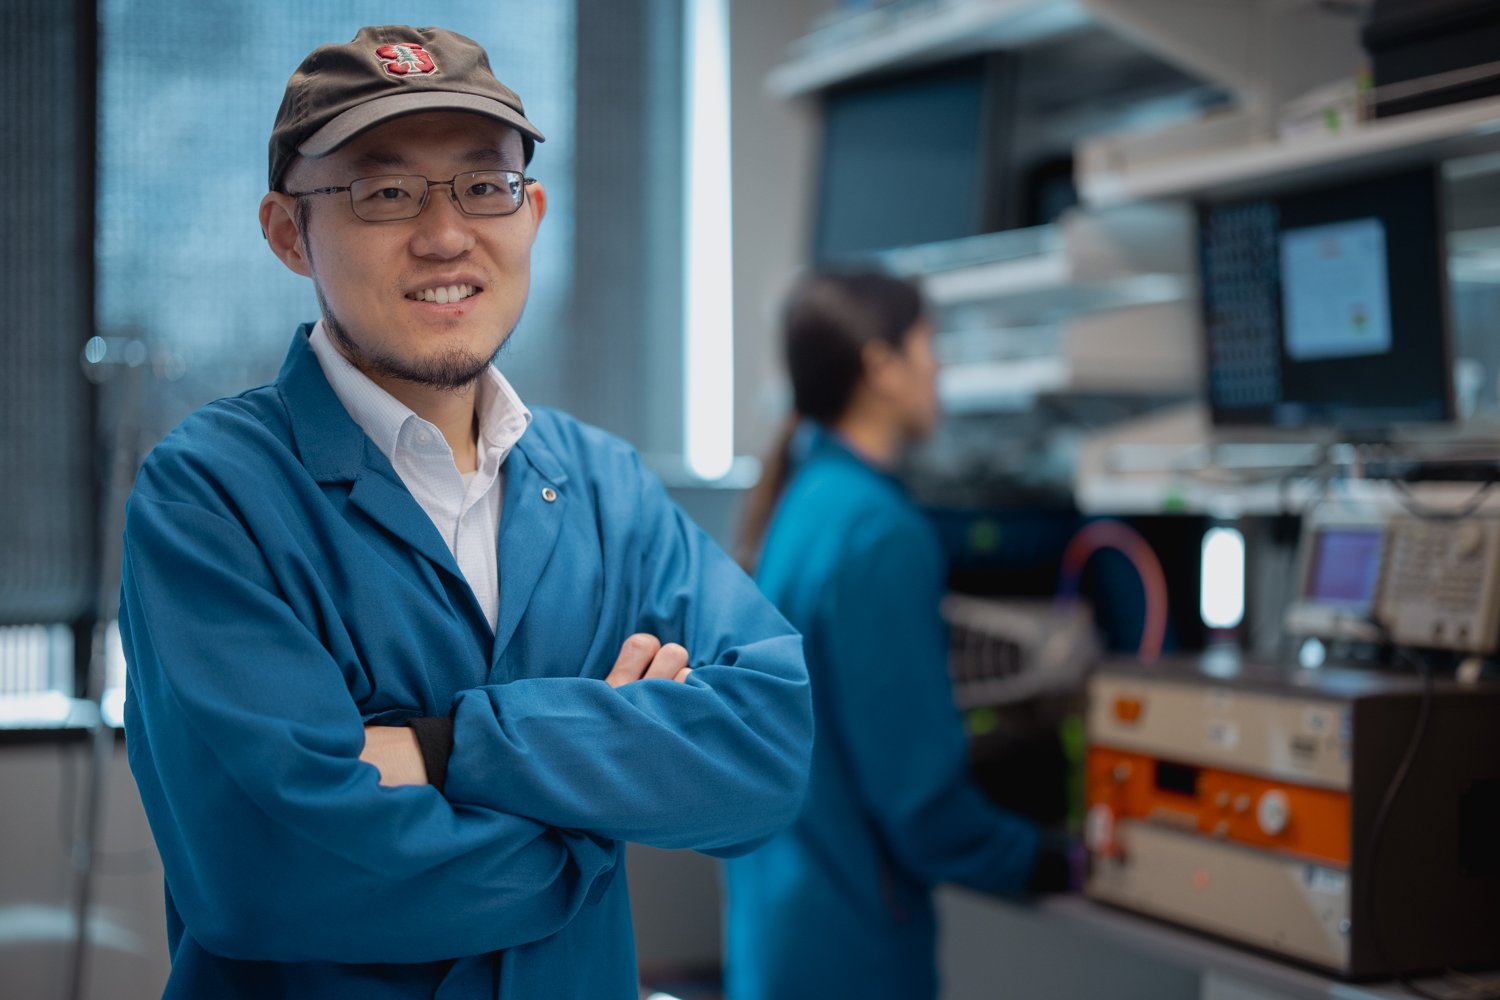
[1200,167,1453,429]
[814,58,997,261]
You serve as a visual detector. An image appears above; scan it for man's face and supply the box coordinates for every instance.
[270,112,545,389]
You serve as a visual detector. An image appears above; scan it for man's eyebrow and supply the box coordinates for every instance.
[351,149,408,172]
[348,146,519,174]
[459,146,514,168]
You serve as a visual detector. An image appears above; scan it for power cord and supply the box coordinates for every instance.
[1390,480,1497,522]
[1362,642,1438,999]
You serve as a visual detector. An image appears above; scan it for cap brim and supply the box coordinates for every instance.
[298,91,545,159]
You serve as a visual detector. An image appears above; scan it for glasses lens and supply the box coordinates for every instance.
[455,171,525,216]
[348,176,426,221]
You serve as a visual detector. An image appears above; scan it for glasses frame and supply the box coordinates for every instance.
[287,171,537,221]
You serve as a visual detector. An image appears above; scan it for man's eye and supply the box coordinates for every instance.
[376,188,407,200]
[467,182,496,197]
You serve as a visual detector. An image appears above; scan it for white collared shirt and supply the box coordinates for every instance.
[308,320,530,631]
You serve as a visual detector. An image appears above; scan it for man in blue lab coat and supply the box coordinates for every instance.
[119,26,812,999]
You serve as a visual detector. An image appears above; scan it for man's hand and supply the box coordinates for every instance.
[360,725,429,787]
[360,635,690,783]
[605,633,693,688]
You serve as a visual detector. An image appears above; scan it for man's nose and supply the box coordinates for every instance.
[408,185,475,259]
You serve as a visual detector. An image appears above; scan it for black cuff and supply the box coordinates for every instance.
[1026,843,1073,894]
[406,716,454,794]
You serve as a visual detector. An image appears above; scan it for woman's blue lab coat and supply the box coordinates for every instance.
[119,325,813,999]
[723,429,1038,1000]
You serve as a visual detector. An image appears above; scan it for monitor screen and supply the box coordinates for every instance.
[814,59,990,260]
[1200,168,1451,428]
[1304,527,1385,614]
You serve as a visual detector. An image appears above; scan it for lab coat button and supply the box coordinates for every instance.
[542,487,557,503]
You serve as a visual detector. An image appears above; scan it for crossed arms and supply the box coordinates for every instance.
[120,448,811,965]
[360,633,696,786]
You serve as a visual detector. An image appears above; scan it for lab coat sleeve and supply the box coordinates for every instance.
[441,450,814,856]
[120,494,619,965]
[821,515,1040,891]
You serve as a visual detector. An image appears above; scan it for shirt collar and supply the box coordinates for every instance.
[308,319,532,471]
[808,423,905,487]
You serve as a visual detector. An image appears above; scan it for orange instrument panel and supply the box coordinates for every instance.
[1085,746,1350,865]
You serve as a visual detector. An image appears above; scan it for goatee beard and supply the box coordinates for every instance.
[319,290,496,392]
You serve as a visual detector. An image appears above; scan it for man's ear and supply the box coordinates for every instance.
[526,181,547,236]
[260,192,312,278]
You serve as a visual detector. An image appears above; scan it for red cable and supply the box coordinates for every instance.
[1056,519,1170,663]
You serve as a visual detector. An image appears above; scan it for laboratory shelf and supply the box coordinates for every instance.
[1072,402,1500,517]
[1081,93,1500,207]
[874,222,1191,316]
[938,355,1072,411]
[865,214,1196,411]
[932,269,1189,314]
[766,0,1089,97]
[877,223,1062,275]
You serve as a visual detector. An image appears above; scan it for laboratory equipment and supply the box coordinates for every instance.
[1378,516,1500,652]
[1284,504,1500,654]
[1085,658,1500,977]
[944,594,1098,710]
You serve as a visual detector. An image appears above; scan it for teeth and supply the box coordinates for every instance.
[411,284,478,303]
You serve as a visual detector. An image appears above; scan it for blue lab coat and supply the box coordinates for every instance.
[119,324,813,999]
[722,429,1039,1000]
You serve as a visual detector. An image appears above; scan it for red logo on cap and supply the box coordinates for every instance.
[376,43,437,77]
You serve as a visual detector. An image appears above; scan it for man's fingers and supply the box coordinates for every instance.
[644,642,689,680]
[605,636,692,688]
[606,633,661,688]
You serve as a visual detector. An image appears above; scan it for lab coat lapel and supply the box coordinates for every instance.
[276,324,468,586]
[492,430,568,663]
[345,460,467,584]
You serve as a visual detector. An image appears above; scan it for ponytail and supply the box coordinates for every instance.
[735,414,799,571]
[734,271,924,574]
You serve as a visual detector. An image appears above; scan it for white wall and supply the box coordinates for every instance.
[730,0,835,461]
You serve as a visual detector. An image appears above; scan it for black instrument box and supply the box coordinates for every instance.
[1363,0,1500,117]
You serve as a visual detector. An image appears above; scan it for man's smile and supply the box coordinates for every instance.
[405,282,481,304]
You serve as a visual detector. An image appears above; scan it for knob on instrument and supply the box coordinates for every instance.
[1257,789,1291,836]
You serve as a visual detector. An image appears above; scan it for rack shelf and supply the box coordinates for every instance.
[1073,403,1500,516]
[766,0,1088,98]
[1081,94,1500,207]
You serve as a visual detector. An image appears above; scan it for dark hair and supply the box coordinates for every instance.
[735,271,923,570]
[293,195,312,253]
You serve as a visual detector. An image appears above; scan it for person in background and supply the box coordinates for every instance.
[724,272,1068,1000]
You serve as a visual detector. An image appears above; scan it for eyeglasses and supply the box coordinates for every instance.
[287,171,536,222]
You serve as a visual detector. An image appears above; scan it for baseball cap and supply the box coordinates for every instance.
[268,25,545,192]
